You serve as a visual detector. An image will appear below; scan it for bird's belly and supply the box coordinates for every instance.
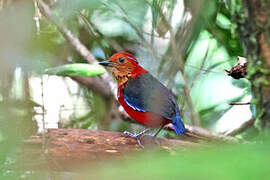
[118,95,170,127]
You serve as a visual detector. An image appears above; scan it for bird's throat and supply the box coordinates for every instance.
[112,69,131,86]
[112,65,148,86]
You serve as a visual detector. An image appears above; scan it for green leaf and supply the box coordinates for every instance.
[44,63,106,77]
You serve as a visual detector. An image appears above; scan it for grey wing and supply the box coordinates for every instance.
[123,73,178,120]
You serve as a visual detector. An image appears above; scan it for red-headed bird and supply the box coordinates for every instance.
[99,52,185,145]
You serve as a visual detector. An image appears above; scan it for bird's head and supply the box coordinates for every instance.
[99,52,138,70]
[99,52,147,85]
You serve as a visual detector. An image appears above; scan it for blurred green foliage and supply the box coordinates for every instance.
[44,63,106,76]
[88,141,270,180]
[0,0,263,179]
[11,134,269,180]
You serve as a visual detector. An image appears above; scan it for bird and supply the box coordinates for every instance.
[99,52,186,146]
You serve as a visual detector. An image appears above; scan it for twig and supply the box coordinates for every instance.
[167,123,239,142]
[37,1,95,63]
[102,1,160,59]
[40,76,46,135]
[78,13,125,52]
[168,21,201,126]
[37,0,117,98]
[41,76,56,178]
[190,46,210,89]
[224,118,255,136]
[33,0,41,35]
[229,102,251,105]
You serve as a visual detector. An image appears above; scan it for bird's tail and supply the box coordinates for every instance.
[172,115,186,135]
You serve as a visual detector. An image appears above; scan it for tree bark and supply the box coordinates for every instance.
[232,0,270,129]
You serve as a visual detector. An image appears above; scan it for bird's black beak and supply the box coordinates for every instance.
[99,60,115,67]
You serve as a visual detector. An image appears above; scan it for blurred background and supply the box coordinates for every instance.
[1,0,269,179]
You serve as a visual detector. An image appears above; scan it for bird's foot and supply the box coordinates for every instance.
[123,130,161,148]
[123,129,150,148]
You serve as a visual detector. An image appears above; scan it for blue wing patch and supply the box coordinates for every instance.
[124,94,146,112]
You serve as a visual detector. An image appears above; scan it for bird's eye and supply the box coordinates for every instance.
[118,57,125,63]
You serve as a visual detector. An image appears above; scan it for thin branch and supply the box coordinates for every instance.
[167,123,239,142]
[41,76,55,177]
[37,0,117,98]
[78,13,125,52]
[190,45,211,89]
[102,1,160,59]
[168,20,201,126]
[229,102,251,105]
[37,1,95,63]
[40,76,46,134]
[225,118,255,136]
[33,0,41,35]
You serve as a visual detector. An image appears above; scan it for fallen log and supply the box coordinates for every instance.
[22,128,197,171]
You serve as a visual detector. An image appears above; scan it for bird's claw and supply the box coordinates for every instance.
[123,130,149,148]
[123,131,138,138]
[123,129,161,148]
[136,138,144,148]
